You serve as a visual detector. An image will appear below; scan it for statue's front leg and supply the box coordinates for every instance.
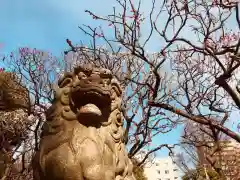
[79,138,115,180]
[34,143,84,180]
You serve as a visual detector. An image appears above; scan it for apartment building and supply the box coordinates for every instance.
[197,139,240,179]
[143,157,181,180]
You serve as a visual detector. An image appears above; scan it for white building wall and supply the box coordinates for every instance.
[144,157,181,180]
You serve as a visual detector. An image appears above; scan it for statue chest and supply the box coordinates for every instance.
[71,126,116,167]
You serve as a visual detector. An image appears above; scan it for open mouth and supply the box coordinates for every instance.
[71,90,111,117]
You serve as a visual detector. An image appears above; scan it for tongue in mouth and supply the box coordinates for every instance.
[78,103,102,116]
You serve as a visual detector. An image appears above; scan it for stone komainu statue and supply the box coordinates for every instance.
[33,65,136,180]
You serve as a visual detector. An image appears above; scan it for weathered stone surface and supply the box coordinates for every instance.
[33,65,136,180]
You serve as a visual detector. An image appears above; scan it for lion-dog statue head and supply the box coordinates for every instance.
[32,65,136,180]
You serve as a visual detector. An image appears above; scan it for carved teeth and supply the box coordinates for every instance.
[83,91,102,97]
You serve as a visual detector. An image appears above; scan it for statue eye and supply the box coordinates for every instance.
[100,70,112,79]
[78,72,87,79]
[84,68,92,77]
[102,78,111,86]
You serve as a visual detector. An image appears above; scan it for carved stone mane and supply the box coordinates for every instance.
[33,65,136,180]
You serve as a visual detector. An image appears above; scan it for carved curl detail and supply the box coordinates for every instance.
[33,65,136,180]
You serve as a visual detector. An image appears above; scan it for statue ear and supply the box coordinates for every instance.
[58,73,73,88]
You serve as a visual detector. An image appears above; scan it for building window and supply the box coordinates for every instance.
[156,163,159,166]
[165,178,170,180]
[173,168,178,171]
[165,170,169,174]
[157,170,160,174]
[174,177,178,179]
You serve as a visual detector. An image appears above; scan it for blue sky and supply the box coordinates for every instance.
[0,0,165,56]
[0,0,181,157]
[0,0,101,55]
[0,0,238,158]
